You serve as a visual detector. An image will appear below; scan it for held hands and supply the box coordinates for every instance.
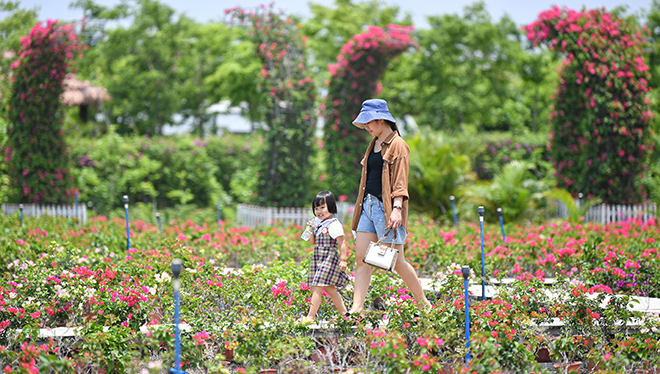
[339,259,347,272]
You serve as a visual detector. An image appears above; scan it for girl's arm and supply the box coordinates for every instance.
[307,219,317,246]
[336,236,347,271]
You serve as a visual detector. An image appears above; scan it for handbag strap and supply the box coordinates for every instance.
[374,228,397,247]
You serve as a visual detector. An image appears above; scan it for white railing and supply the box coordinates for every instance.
[1,203,88,223]
[236,202,353,228]
[551,201,656,224]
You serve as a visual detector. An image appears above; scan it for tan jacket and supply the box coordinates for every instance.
[351,131,410,231]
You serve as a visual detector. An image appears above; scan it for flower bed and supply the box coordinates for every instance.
[0,214,659,372]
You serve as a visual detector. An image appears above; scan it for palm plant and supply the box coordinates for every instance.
[544,188,602,223]
[407,129,475,221]
[462,160,549,223]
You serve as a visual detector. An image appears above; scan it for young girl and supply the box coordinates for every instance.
[300,190,350,323]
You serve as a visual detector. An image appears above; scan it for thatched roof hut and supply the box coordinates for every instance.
[61,75,111,122]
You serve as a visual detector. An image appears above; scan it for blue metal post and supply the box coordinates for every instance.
[478,206,485,301]
[74,191,79,223]
[123,195,130,251]
[156,212,162,233]
[497,207,505,243]
[170,259,187,374]
[19,204,23,227]
[217,198,222,227]
[578,192,584,224]
[462,265,471,364]
[450,195,458,230]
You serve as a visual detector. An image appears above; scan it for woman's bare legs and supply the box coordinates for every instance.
[349,231,431,313]
[393,244,432,309]
[348,231,377,314]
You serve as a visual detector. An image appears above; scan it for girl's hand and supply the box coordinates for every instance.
[339,260,347,272]
[387,208,402,230]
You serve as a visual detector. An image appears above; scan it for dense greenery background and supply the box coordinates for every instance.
[1,0,660,220]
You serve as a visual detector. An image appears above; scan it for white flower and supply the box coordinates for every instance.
[155,272,171,283]
[9,292,16,299]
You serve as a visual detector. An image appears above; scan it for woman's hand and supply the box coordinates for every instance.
[387,208,402,230]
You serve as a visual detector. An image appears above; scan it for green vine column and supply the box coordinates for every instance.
[323,25,415,198]
[524,7,653,203]
[227,6,316,207]
[6,20,83,203]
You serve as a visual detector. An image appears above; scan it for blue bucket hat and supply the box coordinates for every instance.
[352,99,397,129]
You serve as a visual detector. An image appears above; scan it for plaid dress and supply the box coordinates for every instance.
[308,219,349,288]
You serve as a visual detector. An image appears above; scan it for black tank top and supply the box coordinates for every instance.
[365,148,383,200]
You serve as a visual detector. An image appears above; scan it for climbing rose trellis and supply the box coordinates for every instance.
[524,7,653,203]
[227,5,316,207]
[6,20,83,204]
[323,25,415,198]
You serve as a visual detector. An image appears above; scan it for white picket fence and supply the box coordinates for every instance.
[236,202,353,228]
[551,201,656,224]
[1,203,88,223]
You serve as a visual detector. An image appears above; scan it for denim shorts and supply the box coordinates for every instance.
[356,194,407,244]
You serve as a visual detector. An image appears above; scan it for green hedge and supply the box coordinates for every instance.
[70,132,260,214]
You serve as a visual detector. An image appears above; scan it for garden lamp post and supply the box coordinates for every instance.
[169,258,189,374]
[217,198,222,227]
[478,206,485,301]
[497,207,505,243]
[156,212,162,234]
[123,195,130,251]
[19,204,23,227]
[578,193,584,224]
[74,190,79,224]
[450,195,458,230]
[462,265,471,364]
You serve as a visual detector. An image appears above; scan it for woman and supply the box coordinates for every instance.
[348,98,432,314]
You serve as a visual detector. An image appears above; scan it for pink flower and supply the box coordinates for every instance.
[30,311,40,319]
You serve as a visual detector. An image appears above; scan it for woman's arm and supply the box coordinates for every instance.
[336,236,347,271]
[387,196,403,230]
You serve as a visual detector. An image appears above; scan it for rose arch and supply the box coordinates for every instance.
[524,7,653,203]
[322,25,415,198]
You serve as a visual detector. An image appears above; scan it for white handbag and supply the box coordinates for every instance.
[363,230,399,272]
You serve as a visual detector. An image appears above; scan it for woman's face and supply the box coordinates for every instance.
[364,119,388,138]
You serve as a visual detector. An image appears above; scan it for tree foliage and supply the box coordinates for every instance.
[387,2,531,132]
[525,6,654,203]
[301,0,411,74]
[227,5,317,207]
[323,24,415,198]
[6,20,82,203]
[0,1,38,120]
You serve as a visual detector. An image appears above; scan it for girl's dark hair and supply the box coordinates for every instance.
[384,119,400,135]
[312,190,338,214]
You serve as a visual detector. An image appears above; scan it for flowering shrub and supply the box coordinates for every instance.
[524,7,654,203]
[1,212,660,371]
[323,25,416,197]
[6,20,83,204]
[227,5,317,207]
